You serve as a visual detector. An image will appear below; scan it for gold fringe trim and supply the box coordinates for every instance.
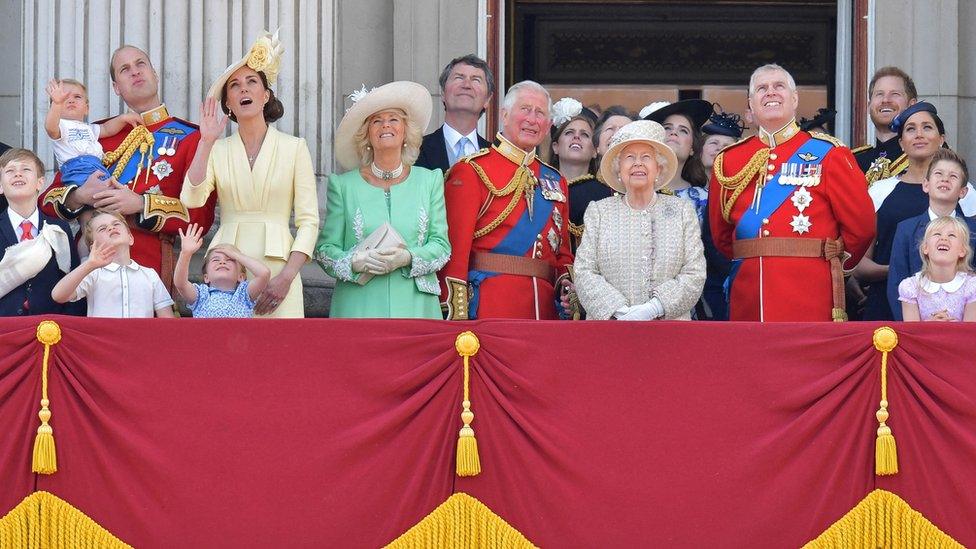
[873,326,899,476]
[455,332,482,477]
[803,489,963,548]
[713,147,771,222]
[102,125,154,182]
[0,491,132,548]
[32,321,62,474]
[385,492,537,548]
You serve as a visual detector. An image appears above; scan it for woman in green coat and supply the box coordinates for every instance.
[316,81,450,318]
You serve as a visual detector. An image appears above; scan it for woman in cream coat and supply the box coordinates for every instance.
[574,120,705,320]
[182,31,319,317]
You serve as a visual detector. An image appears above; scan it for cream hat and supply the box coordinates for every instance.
[333,81,433,171]
[207,30,284,102]
[599,120,677,194]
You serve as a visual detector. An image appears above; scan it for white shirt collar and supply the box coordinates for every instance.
[919,272,967,293]
[103,260,141,272]
[928,208,957,220]
[443,123,479,150]
[8,207,40,237]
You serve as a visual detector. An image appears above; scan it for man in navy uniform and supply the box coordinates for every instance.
[852,67,917,186]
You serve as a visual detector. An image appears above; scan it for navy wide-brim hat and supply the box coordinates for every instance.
[641,99,712,131]
[890,101,945,138]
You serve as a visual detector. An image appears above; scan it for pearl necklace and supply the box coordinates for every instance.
[371,162,403,181]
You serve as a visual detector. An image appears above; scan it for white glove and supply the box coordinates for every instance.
[375,247,412,272]
[352,249,386,274]
[616,298,665,321]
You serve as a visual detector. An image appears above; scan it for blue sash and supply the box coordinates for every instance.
[469,168,558,317]
[108,119,196,184]
[726,137,833,298]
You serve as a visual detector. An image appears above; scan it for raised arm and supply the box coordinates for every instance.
[185,97,226,188]
[98,112,143,139]
[44,79,67,140]
[174,223,205,304]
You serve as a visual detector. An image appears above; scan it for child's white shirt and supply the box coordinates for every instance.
[51,119,103,166]
[72,259,174,317]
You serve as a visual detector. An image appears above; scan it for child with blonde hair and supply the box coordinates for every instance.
[898,215,976,321]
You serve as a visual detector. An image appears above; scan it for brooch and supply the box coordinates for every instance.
[790,187,812,213]
[552,208,563,230]
[547,227,560,253]
[151,159,174,181]
[790,214,812,234]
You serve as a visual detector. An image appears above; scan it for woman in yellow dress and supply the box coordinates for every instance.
[181,31,319,318]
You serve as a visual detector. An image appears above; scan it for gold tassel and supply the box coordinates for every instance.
[455,331,481,477]
[872,327,899,476]
[32,320,62,474]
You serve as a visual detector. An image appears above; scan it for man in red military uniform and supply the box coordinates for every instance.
[708,64,875,321]
[439,80,575,320]
[41,45,216,289]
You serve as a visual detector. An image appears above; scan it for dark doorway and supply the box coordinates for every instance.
[508,0,838,130]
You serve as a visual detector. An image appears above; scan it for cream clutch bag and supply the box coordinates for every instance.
[354,222,406,285]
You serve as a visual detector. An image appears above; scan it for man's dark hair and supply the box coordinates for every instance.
[437,54,495,97]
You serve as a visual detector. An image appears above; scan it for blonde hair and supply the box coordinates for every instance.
[83,210,128,246]
[918,216,974,285]
[354,108,423,167]
[50,78,88,104]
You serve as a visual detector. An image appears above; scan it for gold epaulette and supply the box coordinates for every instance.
[459,148,490,164]
[143,194,189,232]
[568,174,595,187]
[719,136,750,155]
[811,132,847,148]
[888,153,909,176]
[852,144,872,155]
[538,159,560,175]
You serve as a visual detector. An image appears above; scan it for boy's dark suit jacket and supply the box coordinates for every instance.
[414,126,490,173]
[0,210,82,316]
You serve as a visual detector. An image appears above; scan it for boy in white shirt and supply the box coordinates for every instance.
[52,210,174,318]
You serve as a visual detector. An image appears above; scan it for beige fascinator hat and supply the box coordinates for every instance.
[207,29,285,102]
[599,120,677,194]
[333,81,433,171]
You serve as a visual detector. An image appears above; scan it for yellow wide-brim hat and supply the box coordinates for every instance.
[207,29,284,103]
[333,81,433,171]
[599,120,678,194]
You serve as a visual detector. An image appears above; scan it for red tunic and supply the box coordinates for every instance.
[439,137,574,320]
[41,106,217,281]
[708,126,875,321]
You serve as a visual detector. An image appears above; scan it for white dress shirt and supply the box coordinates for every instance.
[72,259,174,317]
[7,208,40,240]
[443,123,480,167]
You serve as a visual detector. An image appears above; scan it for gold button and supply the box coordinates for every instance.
[762,218,769,225]
[770,153,778,160]
[762,230,770,236]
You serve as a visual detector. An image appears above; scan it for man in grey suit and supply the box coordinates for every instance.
[415,54,494,172]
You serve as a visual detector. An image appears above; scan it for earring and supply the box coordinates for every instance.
[402,143,407,148]
[366,145,372,150]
